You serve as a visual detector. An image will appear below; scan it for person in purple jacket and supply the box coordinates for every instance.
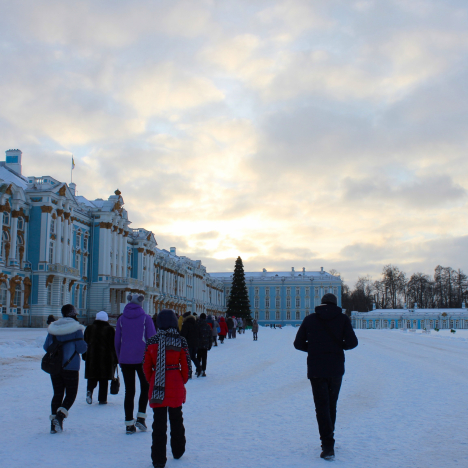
[115,293,156,434]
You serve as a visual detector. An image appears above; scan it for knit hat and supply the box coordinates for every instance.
[157,309,178,330]
[200,313,207,320]
[61,304,77,317]
[321,293,337,305]
[183,311,191,318]
[96,311,109,322]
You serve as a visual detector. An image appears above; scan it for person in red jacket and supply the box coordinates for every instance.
[143,309,192,468]
[218,316,228,343]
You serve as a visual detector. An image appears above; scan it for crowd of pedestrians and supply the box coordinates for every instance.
[42,294,253,467]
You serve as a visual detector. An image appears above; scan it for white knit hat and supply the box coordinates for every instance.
[96,311,109,322]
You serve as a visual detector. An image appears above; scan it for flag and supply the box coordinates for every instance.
[71,156,75,170]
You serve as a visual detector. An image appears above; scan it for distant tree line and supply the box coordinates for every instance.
[342,265,468,312]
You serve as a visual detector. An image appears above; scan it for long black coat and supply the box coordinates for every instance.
[180,315,199,349]
[198,318,212,350]
[294,303,358,378]
[83,320,117,380]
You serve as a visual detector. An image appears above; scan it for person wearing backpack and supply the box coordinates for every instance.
[43,304,87,434]
[83,311,117,405]
[115,293,156,434]
[293,294,358,460]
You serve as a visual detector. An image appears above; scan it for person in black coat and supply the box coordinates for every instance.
[83,311,118,405]
[226,316,234,339]
[294,293,358,460]
[180,312,201,377]
[196,313,212,377]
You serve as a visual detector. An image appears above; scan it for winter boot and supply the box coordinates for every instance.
[196,368,202,378]
[86,390,92,404]
[53,407,68,433]
[135,412,147,431]
[202,371,206,377]
[153,464,165,468]
[125,420,136,434]
[50,415,57,434]
[320,448,335,460]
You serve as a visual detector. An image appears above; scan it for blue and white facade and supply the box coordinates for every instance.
[0,149,225,327]
[211,267,342,326]
[351,306,468,330]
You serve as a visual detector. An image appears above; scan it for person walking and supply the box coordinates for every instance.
[218,317,228,343]
[237,317,244,334]
[252,319,259,341]
[226,316,234,339]
[293,293,358,460]
[143,309,192,468]
[232,316,238,338]
[43,304,87,433]
[180,311,202,377]
[212,316,219,346]
[115,293,156,434]
[178,313,184,331]
[83,311,117,405]
[196,313,212,377]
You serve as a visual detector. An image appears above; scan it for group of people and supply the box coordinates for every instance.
[43,294,257,467]
[43,291,357,465]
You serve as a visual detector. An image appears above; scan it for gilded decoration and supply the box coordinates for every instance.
[123,231,129,237]
[62,278,67,285]
[137,248,144,253]
[11,210,21,218]
[99,222,112,229]
[45,275,54,288]
[23,277,31,308]
[51,213,57,220]
[4,242,10,261]
[118,228,123,235]
[112,225,118,232]
[0,273,7,285]
[41,205,53,213]
[5,185,13,195]
[68,279,76,291]
[0,200,11,213]
[115,189,121,196]
[58,185,67,197]
[56,209,64,217]
[146,234,151,241]
[50,234,57,240]
[2,225,9,231]
[19,245,24,263]
[63,212,71,220]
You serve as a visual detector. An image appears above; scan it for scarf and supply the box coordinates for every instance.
[150,327,186,404]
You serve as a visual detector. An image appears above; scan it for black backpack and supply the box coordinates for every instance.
[41,336,82,375]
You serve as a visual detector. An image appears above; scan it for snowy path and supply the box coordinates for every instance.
[1,327,467,467]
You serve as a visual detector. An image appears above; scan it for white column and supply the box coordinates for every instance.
[56,215,62,264]
[39,210,50,262]
[9,215,17,264]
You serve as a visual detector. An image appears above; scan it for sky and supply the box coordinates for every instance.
[1,0,467,286]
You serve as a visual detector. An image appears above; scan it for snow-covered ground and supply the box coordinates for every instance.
[1,326,467,468]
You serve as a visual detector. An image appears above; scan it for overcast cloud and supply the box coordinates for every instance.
[1,0,468,285]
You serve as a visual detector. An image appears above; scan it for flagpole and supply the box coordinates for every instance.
[71,155,73,184]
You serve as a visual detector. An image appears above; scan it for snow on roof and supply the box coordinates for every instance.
[75,196,98,208]
[353,308,468,316]
[0,165,28,189]
[210,270,341,281]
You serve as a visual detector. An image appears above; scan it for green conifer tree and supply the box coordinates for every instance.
[226,256,252,322]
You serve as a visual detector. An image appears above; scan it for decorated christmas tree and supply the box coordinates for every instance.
[226,256,252,322]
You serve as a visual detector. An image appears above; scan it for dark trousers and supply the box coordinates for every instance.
[232,328,237,338]
[197,348,208,371]
[212,335,217,346]
[228,329,232,338]
[219,335,225,343]
[120,363,149,421]
[87,379,109,403]
[50,370,79,415]
[152,406,186,466]
[253,332,258,340]
[310,376,343,449]
[188,347,201,371]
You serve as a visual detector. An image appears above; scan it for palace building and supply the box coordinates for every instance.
[0,149,225,327]
[211,267,342,326]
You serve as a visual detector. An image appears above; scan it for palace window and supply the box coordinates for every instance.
[76,232,81,249]
[14,284,21,307]
[305,287,309,295]
[315,287,319,296]
[49,242,54,264]
[305,310,310,316]
[305,298,310,308]
[265,297,270,308]
[450,320,454,329]
[83,237,88,251]
[296,287,300,295]
[406,320,411,328]
[265,311,270,320]
[275,287,280,294]
[275,297,280,308]
[50,219,55,235]
[295,310,300,320]
[61,284,66,304]
[75,253,80,269]
[333,287,338,296]
[82,289,86,309]
[383,320,388,328]
[254,298,259,308]
[265,287,269,295]
[3,212,10,226]
[390,320,395,329]
[17,217,24,231]
[254,311,259,320]
[47,284,52,306]
[286,311,291,320]
[295,297,300,308]
[83,256,88,277]
[286,298,291,308]
[286,287,291,296]
[276,310,280,320]
[324,288,329,294]
[434,320,439,329]
[255,287,259,294]
[0,283,7,306]
[413,320,417,329]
